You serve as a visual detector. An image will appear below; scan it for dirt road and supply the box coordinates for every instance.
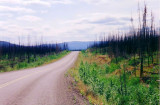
[0,51,84,105]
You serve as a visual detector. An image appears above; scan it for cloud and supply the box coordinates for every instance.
[0,0,158,43]
[17,15,42,22]
[55,13,132,42]
[0,6,35,13]
[67,13,130,26]
[79,0,109,4]
[80,0,159,5]
[0,0,21,4]
[0,13,13,18]
[86,17,128,26]
[23,0,52,7]
[50,0,73,4]
[0,0,73,7]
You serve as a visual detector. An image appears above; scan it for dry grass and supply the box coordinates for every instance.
[84,52,111,66]
[67,52,108,105]
[67,51,159,105]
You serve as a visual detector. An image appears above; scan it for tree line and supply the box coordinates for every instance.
[90,5,160,78]
[0,39,68,69]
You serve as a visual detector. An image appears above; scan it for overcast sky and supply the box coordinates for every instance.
[0,0,159,44]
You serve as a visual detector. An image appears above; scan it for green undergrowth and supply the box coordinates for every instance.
[70,50,159,105]
[0,51,70,72]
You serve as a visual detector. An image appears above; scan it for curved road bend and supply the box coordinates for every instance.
[0,51,79,105]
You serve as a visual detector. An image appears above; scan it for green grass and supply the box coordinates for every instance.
[105,63,121,74]
[0,51,70,72]
[75,51,159,105]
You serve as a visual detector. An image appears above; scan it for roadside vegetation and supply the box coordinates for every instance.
[0,40,69,72]
[68,4,159,105]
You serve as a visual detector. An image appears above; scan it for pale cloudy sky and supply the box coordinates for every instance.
[0,0,159,44]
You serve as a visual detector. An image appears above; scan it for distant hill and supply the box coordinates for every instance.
[0,41,13,46]
[0,41,96,50]
[65,41,95,50]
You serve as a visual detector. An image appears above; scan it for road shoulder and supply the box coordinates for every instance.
[62,73,90,105]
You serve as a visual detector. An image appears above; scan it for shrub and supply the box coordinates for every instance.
[111,57,125,63]
[78,58,159,105]
[129,77,140,85]
[128,58,140,66]
[105,63,120,73]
